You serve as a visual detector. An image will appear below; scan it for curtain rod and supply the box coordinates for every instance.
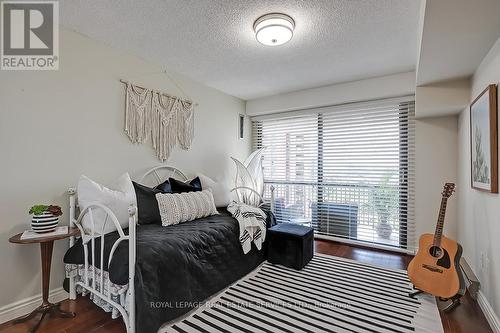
[119,79,198,106]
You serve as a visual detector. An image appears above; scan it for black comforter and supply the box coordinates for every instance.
[64,209,274,332]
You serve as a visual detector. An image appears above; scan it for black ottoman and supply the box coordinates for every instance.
[268,223,314,270]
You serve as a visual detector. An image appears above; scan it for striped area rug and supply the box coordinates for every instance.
[161,254,443,333]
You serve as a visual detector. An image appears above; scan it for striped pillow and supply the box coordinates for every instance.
[156,190,218,226]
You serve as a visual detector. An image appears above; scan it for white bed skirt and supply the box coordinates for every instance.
[65,264,130,319]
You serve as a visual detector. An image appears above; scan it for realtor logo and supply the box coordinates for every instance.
[1,1,58,70]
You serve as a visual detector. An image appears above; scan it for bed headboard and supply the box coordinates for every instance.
[140,165,188,187]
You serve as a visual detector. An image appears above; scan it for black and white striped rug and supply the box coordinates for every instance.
[162,254,443,333]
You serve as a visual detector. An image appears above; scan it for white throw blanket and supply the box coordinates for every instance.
[227,202,267,254]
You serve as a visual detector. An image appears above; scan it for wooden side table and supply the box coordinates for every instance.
[9,227,80,332]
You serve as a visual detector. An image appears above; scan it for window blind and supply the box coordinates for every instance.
[252,97,415,251]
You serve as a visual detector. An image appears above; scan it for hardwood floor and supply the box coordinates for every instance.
[0,240,492,333]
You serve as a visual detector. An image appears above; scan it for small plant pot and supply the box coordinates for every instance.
[31,212,59,233]
[376,221,393,239]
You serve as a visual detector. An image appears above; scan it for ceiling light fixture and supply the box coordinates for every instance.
[253,13,295,46]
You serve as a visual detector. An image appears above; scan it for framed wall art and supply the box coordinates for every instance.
[470,84,498,193]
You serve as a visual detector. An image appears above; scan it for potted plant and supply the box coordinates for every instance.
[29,205,62,233]
[369,175,399,239]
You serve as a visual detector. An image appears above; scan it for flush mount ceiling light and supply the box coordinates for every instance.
[253,13,295,46]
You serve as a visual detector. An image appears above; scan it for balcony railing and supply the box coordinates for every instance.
[263,180,402,247]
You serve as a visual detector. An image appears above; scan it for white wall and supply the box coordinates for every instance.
[457,36,500,320]
[246,72,416,116]
[415,116,458,242]
[0,29,250,313]
[415,78,470,118]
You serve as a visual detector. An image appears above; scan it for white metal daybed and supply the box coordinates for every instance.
[66,166,273,333]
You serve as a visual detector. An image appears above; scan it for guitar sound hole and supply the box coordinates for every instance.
[429,246,443,258]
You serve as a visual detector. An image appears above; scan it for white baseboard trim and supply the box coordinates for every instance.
[477,290,500,333]
[0,287,68,325]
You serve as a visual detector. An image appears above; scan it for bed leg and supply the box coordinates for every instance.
[68,188,77,300]
[69,277,76,300]
[127,205,137,333]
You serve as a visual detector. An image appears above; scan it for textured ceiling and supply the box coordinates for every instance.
[60,0,421,100]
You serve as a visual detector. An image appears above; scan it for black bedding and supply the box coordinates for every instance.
[64,209,275,332]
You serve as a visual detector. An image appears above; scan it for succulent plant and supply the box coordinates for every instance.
[29,204,63,216]
[47,205,63,216]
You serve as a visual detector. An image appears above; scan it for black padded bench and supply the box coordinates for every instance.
[268,223,314,270]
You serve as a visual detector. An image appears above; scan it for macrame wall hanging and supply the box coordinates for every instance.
[122,80,195,162]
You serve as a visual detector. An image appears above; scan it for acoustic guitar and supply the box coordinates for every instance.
[407,183,464,298]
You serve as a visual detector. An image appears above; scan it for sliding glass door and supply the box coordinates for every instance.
[252,98,415,250]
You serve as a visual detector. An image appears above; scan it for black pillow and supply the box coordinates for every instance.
[154,179,172,193]
[169,177,202,193]
[133,181,163,225]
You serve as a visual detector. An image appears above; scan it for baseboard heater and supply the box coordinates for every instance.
[459,257,480,299]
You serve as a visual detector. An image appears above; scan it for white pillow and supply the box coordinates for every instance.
[198,174,231,207]
[156,190,218,226]
[77,173,137,235]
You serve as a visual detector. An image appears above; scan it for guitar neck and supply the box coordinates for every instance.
[433,197,448,246]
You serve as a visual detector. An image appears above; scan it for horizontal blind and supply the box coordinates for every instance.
[252,98,415,251]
